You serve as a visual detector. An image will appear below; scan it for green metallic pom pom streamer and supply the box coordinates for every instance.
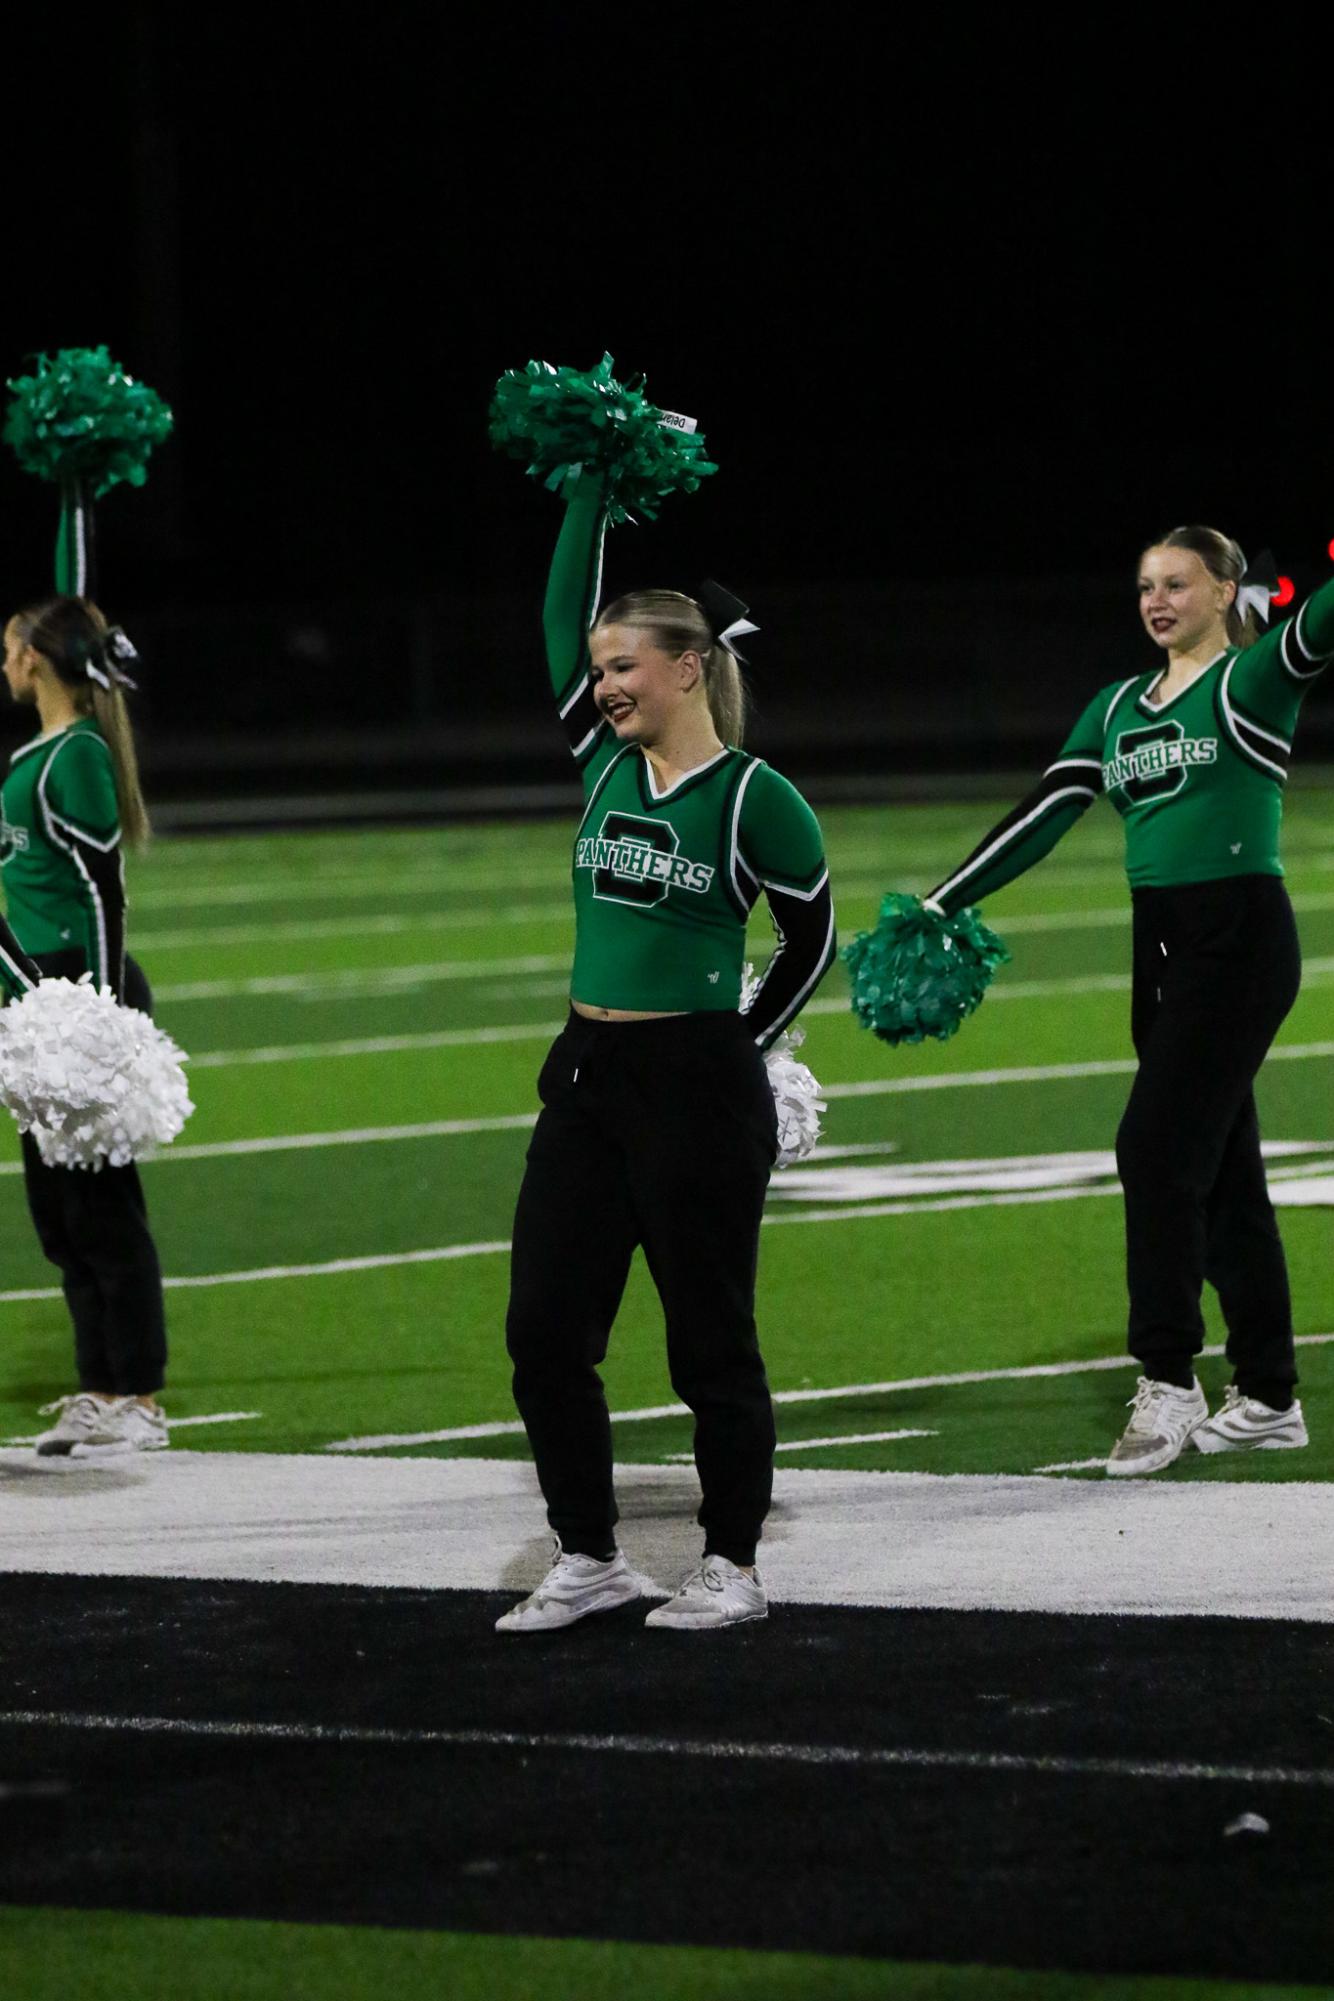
[490,353,717,525]
[4,346,174,595]
[842,892,1011,1045]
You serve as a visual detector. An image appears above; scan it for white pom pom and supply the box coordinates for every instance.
[764,1026,826,1168]
[0,975,194,1170]
[740,961,826,1166]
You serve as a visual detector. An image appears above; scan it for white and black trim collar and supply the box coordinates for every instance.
[1139,649,1229,713]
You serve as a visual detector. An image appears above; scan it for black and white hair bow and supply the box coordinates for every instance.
[1235,549,1280,628]
[86,625,140,692]
[697,578,759,656]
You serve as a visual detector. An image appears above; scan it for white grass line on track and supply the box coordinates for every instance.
[188,1026,566,1070]
[822,1041,1334,1102]
[131,873,575,912]
[148,911,1334,1002]
[133,910,578,952]
[323,1333,1334,1451]
[0,1244,513,1304]
[19,1043,1334,1181]
[0,1709,1328,1789]
[148,889,1334,952]
[154,955,569,1004]
[766,1181,1123,1226]
[166,967,1334,1068]
[0,1116,539,1178]
[127,878,1008,937]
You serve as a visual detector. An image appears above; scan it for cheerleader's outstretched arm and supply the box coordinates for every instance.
[1283,574,1334,674]
[928,687,1111,915]
[542,474,613,780]
[1229,573,1334,734]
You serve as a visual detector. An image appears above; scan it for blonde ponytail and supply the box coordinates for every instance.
[88,681,151,847]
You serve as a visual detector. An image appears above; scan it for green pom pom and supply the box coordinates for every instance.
[4,346,173,499]
[842,893,1010,1046]
[489,353,717,525]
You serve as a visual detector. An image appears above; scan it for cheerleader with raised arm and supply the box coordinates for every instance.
[2,597,170,1457]
[496,467,837,1632]
[915,529,1331,1475]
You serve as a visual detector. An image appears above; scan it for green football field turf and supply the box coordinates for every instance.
[3,788,1330,1475]
[2,1907,1322,2001]
[2,786,1331,2000]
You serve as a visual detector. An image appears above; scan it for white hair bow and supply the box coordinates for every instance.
[1235,549,1279,628]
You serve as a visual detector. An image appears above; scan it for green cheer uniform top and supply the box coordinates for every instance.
[930,578,1334,913]
[547,477,836,1048]
[0,719,126,998]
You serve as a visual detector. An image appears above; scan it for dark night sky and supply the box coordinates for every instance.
[6,8,1331,616]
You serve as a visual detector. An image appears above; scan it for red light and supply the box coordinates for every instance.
[1327,538,1334,563]
[1274,576,1296,608]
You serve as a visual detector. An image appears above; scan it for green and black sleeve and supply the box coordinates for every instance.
[543,474,614,794]
[0,917,39,1001]
[928,690,1111,915]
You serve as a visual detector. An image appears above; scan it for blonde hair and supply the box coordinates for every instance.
[594,589,750,747]
[1150,525,1263,649]
[13,596,151,847]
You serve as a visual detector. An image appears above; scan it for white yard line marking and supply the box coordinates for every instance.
[188,1026,564,1069]
[5,1040,1328,1176]
[148,909,1334,1002]
[0,1117,538,1178]
[823,1042,1334,1101]
[125,884,1334,952]
[993,890,1334,934]
[1034,1459,1108,1473]
[154,956,569,1004]
[775,1427,939,1451]
[770,1143,1333,1205]
[4,1097,1332,1293]
[0,1244,512,1304]
[770,1169,1334,1225]
[0,1709,1328,1788]
[134,909,576,952]
[165,1412,263,1429]
[664,1428,938,1462]
[155,964,1334,1067]
[323,1333,1334,1452]
[165,1116,534,1159]
[131,873,576,912]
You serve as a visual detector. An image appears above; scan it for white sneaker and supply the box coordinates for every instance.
[35,1394,168,1458]
[1105,1376,1208,1477]
[97,1400,170,1455]
[495,1542,641,1633]
[1193,1387,1309,1454]
[644,1556,768,1630]
[36,1394,123,1456]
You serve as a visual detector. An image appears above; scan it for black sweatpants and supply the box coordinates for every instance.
[21,952,168,1397]
[1116,876,1302,1404]
[506,1010,779,1568]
